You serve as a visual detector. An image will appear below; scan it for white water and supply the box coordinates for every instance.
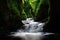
[22,18,45,32]
[10,18,54,40]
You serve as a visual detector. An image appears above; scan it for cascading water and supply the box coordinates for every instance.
[10,18,54,40]
[7,0,54,40]
[22,18,45,32]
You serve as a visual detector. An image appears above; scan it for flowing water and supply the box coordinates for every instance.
[10,18,54,40]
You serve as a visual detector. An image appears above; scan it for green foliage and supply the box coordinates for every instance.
[7,0,50,23]
[7,0,21,18]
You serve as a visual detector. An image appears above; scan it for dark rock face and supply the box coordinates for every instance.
[43,0,60,33]
[0,0,23,39]
[0,0,23,35]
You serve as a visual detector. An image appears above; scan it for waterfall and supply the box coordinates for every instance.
[10,18,54,40]
[22,18,45,32]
